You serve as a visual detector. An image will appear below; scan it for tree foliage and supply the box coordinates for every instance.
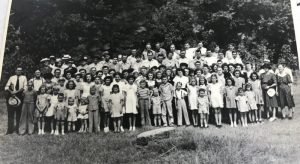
[2,0,298,86]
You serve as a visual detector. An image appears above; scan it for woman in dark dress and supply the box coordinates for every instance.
[260,64,278,121]
[276,64,294,119]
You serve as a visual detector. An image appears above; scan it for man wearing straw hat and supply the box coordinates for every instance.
[4,67,27,134]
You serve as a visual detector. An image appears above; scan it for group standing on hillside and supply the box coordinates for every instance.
[4,42,295,135]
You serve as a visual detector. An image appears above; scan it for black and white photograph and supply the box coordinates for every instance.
[0,0,300,163]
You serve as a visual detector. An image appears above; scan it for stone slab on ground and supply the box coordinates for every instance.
[136,127,175,146]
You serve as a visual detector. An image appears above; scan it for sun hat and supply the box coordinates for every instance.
[8,96,21,107]
[40,58,50,62]
[267,88,276,97]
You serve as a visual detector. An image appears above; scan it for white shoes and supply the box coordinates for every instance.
[61,130,65,135]
[104,127,109,133]
[50,130,54,135]
[41,129,45,135]
[230,123,234,127]
[121,126,124,132]
[132,127,136,131]
[38,129,41,135]
[234,122,237,127]
[129,126,132,131]
[54,130,59,135]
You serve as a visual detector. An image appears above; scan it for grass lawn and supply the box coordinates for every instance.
[0,78,300,164]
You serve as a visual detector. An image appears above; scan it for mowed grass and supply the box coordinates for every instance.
[0,77,300,163]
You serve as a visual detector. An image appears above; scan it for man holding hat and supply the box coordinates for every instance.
[4,67,27,134]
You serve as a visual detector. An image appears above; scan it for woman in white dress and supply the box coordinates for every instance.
[187,78,199,126]
[124,76,138,131]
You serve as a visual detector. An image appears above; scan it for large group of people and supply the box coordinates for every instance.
[4,42,295,135]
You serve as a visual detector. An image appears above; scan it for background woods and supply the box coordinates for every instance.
[1,0,298,86]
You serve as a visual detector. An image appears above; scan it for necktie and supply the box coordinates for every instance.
[16,76,20,91]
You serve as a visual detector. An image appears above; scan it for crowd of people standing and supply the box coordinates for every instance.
[4,42,295,135]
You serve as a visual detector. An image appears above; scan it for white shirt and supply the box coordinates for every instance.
[228,57,243,65]
[141,59,159,68]
[162,58,176,68]
[5,75,28,91]
[29,77,45,91]
[198,47,207,55]
[185,48,197,60]
[173,76,189,89]
[175,89,187,99]
[205,56,218,66]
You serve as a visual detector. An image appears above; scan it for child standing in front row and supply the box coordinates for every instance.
[245,83,258,124]
[124,76,138,131]
[187,78,199,126]
[87,86,101,133]
[197,88,209,128]
[46,86,59,134]
[54,93,67,135]
[159,76,174,127]
[66,97,78,132]
[78,97,88,133]
[109,84,124,133]
[151,88,162,126]
[100,76,113,133]
[137,80,151,126]
[174,82,190,126]
[35,85,50,135]
[19,81,37,135]
[224,78,238,127]
[235,88,249,127]
[249,72,264,122]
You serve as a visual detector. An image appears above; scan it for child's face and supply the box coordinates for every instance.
[113,87,119,93]
[115,75,121,82]
[227,80,232,86]
[162,77,168,84]
[148,73,154,80]
[140,82,146,88]
[199,91,205,97]
[166,69,171,75]
[68,82,74,89]
[95,78,101,84]
[234,72,240,77]
[90,88,96,95]
[75,76,81,82]
[176,83,182,89]
[105,79,111,85]
[68,100,75,106]
[211,76,217,83]
[191,79,196,86]
[128,78,134,84]
[246,86,251,91]
[41,87,46,93]
[59,81,65,86]
[58,96,64,102]
[252,74,257,80]
[156,72,162,79]
[199,78,205,85]
[86,75,92,82]
[239,91,244,96]
[97,72,103,77]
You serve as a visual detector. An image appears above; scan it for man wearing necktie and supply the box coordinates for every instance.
[4,67,27,134]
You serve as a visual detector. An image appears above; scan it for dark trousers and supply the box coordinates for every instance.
[6,101,22,134]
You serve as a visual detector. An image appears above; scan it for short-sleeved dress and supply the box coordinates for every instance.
[187,85,199,110]
[35,94,50,117]
[109,93,124,118]
[80,82,95,98]
[78,104,88,119]
[64,89,79,104]
[233,77,245,89]
[249,80,264,105]
[235,95,249,112]
[46,95,58,117]
[151,96,162,114]
[277,73,294,108]
[261,72,278,108]
[208,82,224,108]
[245,91,257,110]
[67,104,78,122]
[197,96,209,114]
[224,86,237,109]
[124,84,138,114]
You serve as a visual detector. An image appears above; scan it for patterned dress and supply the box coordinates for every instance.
[277,73,294,108]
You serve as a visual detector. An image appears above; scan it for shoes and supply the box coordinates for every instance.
[41,130,45,135]
[163,124,167,127]
[61,130,65,135]
[120,126,124,132]
[38,129,41,135]
[50,130,54,135]
[230,123,234,127]
[104,127,109,133]
[269,117,276,122]
[132,127,136,131]
[129,126,133,131]
[234,123,237,127]
[54,130,59,135]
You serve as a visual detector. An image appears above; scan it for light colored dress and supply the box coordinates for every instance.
[197,96,209,114]
[64,89,79,104]
[249,80,264,105]
[100,84,112,112]
[187,84,199,110]
[36,94,50,117]
[109,93,124,118]
[124,84,138,114]
[45,95,58,117]
[80,82,95,98]
[235,96,249,112]
[208,82,224,108]
[245,91,257,110]
[67,104,78,122]
[151,96,162,114]
[78,104,88,119]
[224,86,237,109]
[233,77,245,89]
